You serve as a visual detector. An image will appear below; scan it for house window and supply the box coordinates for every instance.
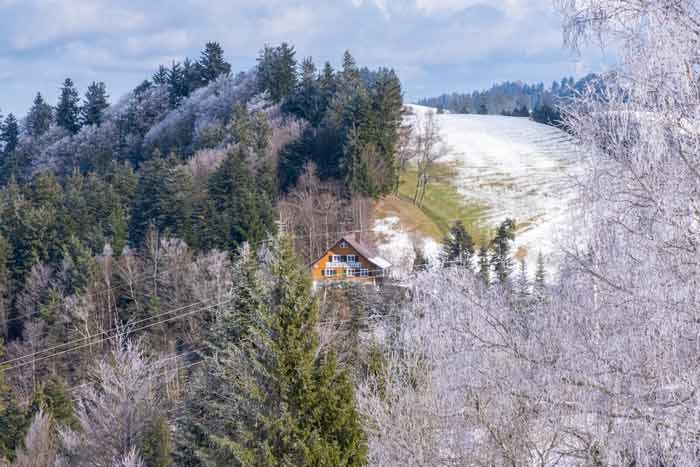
[346,255,357,263]
[323,269,336,277]
[339,241,349,248]
[359,268,369,277]
[331,255,342,262]
[346,269,356,277]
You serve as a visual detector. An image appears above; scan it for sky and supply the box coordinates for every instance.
[0,0,613,117]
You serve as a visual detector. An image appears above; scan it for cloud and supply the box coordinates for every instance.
[0,0,609,116]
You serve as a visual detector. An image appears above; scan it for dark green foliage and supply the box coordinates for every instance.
[257,43,298,103]
[81,81,110,126]
[129,153,194,246]
[441,221,475,270]
[167,62,189,107]
[25,92,53,137]
[531,103,562,127]
[477,103,488,115]
[204,148,275,252]
[198,42,231,85]
[178,238,367,467]
[0,343,28,462]
[28,377,77,430]
[491,218,516,284]
[1,113,19,155]
[141,415,174,467]
[0,114,21,186]
[153,65,169,85]
[56,78,81,133]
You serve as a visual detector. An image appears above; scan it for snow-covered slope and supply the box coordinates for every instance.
[376,104,581,276]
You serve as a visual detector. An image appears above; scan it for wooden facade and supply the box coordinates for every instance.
[310,235,391,284]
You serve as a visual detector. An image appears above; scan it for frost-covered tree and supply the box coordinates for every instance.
[59,338,170,467]
[440,220,475,269]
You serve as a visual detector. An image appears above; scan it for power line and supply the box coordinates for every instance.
[0,297,218,367]
[0,299,231,373]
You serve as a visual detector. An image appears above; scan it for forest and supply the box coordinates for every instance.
[2,0,700,465]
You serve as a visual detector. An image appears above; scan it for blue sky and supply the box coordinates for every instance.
[0,0,612,117]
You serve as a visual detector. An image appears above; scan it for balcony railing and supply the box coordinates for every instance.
[326,261,363,269]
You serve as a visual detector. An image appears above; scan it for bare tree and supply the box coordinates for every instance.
[411,111,448,207]
[59,337,170,467]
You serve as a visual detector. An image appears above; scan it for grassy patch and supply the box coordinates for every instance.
[388,162,492,244]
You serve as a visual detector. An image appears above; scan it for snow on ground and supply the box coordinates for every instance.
[373,216,441,277]
[375,104,582,276]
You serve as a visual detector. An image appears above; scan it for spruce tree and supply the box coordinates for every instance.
[81,81,109,126]
[153,65,169,86]
[167,62,188,107]
[491,218,516,284]
[0,114,19,155]
[25,92,53,137]
[478,244,491,284]
[441,221,475,270]
[256,43,297,103]
[56,78,81,133]
[198,42,231,85]
[177,238,367,467]
[0,114,20,185]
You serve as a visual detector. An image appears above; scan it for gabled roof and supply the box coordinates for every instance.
[310,234,392,270]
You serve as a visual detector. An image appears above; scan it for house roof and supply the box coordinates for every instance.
[310,234,392,270]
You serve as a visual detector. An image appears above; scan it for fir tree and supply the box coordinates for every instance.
[25,92,53,137]
[256,43,297,103]
[152,65,169,86]
[56,78,81,133]
[198,42,231,85]
[441,220,475,270]
[491,218,516,284]
[0,114,21,185]
[477,103,488,115]
[167,62,188,107]
[177,238,367,466]
[81,81,109,126]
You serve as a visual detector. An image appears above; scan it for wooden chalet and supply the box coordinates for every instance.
[310,234,391,284]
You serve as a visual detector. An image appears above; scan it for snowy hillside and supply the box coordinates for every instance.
[375,104,581,275]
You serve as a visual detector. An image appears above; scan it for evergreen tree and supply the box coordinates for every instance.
[477,103,488,115]
[177,237,367,466]
[0,343,28,462]
[478,244,490,284]
[256,43,297,103]
[204,148,273,251]
[341,51,360,85]
[81,81,110,126]
[491,218,516,284]
[25,93,53,137]
[167,62,188,107]
[128,153,194,246]
[153,65,169,86]
[198,42,231,85]
[441,220,475,269]
[56,78,81,133]
[0,114,21,186]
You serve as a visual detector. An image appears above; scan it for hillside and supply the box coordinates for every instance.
[373,104,580,274]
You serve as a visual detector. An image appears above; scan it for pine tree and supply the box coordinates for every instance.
[491,218,516,284]
[198,42,231,85]
[56,78,81,133]
[478,244,490,284]
[25,93,53,137]
[81,81,109,126]
[441,221,475,270]
[341,51,360,84]
[0,342,29,462]
[177,238,367,466]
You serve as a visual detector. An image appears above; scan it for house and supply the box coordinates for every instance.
[310,234,391,284]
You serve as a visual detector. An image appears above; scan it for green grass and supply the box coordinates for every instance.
[393,162,493,244]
